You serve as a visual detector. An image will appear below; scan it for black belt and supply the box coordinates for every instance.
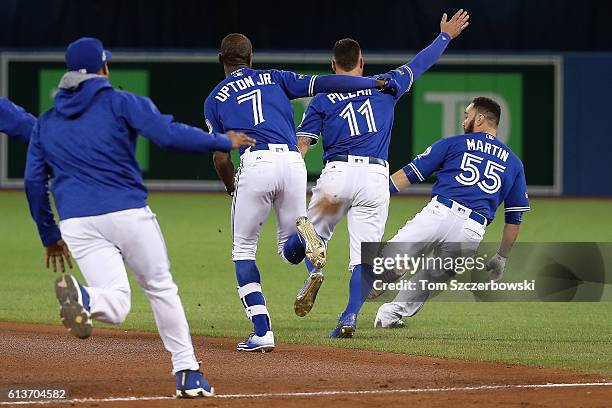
[325,154,387,167]
[435,196,488,226]
[246,144,299,153]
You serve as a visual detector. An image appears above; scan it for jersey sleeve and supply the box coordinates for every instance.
[503,165,530,224]
[114,91,231,153]
[401,138,450,184]
[378,65,414,100]
[0,97,37,143]
[204,96,224,134]
[296,97,323,145]
[24,121,62,246]
[272,70,318,99]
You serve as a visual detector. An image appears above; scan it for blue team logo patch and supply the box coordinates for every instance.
[297,74,306,80]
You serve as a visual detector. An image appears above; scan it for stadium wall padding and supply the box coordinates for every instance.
[562,55,612,196]
[1,0,612,52]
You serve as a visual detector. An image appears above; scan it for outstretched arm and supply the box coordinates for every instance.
[116,93,254,153]
[389,139,450,194]
[408,10,469,80]
[380,10,470,99]
[274,70,395,99]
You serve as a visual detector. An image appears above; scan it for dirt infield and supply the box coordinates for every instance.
[0,322,610,407]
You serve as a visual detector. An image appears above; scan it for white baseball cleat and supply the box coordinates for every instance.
[295,216,326,269]
[236,331,275,352]
[374,303,406,329]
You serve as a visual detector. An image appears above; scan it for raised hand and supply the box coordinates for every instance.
[440,9,470,39]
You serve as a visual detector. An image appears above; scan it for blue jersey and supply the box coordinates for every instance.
[403,132,530,224]
[0,97,37,143]
[296,77,403,161]
[204,68,318,154]
[296,32,452,162]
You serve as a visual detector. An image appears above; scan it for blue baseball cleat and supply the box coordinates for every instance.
[175,369,214,398]
[329,313,357,339]
[236,331,275,352]
[55,274,92,339]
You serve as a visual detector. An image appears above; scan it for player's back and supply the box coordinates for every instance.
[205,68,309,153]
[302,89,396,161]
[36,76,147,219]
[432,132,524,222]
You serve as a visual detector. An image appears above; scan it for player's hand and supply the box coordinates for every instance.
[440,9,470,39]
[45,239,73,273]
[376,78,400,97]
[226,131,255,149]
[485,253,506,282]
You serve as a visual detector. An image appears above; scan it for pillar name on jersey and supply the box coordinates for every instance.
[327,89,372,104]
[466,138,509,162]
[215,73,274,102]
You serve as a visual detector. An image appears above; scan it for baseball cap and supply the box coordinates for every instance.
[65,37,112,74]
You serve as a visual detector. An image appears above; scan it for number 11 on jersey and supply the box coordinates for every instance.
[339,98,377,136]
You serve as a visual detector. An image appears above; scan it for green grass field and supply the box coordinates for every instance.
[1,191,611,374]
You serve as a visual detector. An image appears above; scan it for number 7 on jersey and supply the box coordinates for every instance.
[237,89,265,126]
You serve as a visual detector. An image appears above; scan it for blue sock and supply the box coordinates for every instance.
[78,282,90,311]
[283,233,306,264]
[235,260,270,337]
[341,264,375,319]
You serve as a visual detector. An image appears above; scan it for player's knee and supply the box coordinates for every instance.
[280,233,305,265]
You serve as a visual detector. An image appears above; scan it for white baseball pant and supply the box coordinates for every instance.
[231,144,307,260]
[381,197,486,317]
[308,156,390,270]
[59,206,199,373]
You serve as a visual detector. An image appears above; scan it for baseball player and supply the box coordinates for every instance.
[24,37,255,397]
[206,33,399,352]
[373,96,530,328]
[0,97,37,143]
[281,10,470,338]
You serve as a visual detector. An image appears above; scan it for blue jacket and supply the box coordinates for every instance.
[0,97,37,143]
[25,73,232,246]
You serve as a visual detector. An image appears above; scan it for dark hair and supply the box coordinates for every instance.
[472,96,501,127]
[219,33,252,69]
[333,38,361,71]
